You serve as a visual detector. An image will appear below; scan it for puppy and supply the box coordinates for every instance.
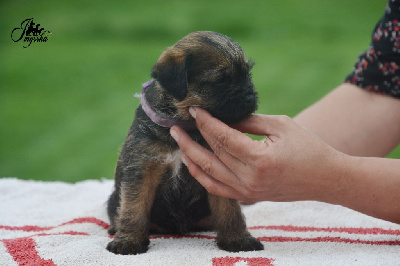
[107,31,263,255]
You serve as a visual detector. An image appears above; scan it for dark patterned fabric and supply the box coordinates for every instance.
[345,0,400,98]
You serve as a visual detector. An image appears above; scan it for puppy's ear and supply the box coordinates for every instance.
[151,48,190,101]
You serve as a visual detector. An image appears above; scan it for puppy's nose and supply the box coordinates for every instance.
[244,94,256,104]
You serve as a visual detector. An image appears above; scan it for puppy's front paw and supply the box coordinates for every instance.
[106,238,150,255]
[217,234,264,252]
[108,226,116,235]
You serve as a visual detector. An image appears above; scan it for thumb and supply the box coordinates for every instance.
[232,114,289,136]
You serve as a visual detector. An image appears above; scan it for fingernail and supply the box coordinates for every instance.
[170,128,179,142]
[189,107,196,118]
[181,154,188,166]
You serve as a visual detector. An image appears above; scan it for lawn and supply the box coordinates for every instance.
[1,0,398,182]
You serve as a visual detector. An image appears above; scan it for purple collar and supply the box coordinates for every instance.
[135,80,197,130]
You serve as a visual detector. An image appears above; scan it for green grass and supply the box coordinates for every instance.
[1,0,398,182]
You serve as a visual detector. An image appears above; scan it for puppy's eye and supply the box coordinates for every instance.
[216,76,228,85]
[215,71,229,86]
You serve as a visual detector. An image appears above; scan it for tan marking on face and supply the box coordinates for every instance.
[153,47,186,73]
[174,93,205,120]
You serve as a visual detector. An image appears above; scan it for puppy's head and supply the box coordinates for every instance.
[151,31,257,124]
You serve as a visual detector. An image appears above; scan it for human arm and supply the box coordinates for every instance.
[294,83,400,157]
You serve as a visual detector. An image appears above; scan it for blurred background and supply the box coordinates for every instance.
[1,0,398,182]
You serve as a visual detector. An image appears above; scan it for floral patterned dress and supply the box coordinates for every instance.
[345,0,400,99]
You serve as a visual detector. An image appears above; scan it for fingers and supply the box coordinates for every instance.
[169,108,288,201]
[181,154,247,201]
[170,125,244,191]
[191,108,261,164]
[232,114,292,137]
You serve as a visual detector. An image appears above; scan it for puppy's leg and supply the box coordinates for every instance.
[107,163,124,235]
[107,190,119,235]
[106,163,165,255]
[208,194,264,252]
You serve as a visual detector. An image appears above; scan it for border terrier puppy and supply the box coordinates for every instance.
[106,31,263,255]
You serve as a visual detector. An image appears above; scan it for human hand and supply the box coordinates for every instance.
[170,107,347,203]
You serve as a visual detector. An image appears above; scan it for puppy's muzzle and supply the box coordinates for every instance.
[213,87,258,124]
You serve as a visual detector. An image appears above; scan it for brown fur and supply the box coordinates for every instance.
[106,31,262,255]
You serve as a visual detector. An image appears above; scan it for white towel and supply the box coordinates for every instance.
[0,178,399,266]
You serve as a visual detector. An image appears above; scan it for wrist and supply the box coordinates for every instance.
[312,149,354,205]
